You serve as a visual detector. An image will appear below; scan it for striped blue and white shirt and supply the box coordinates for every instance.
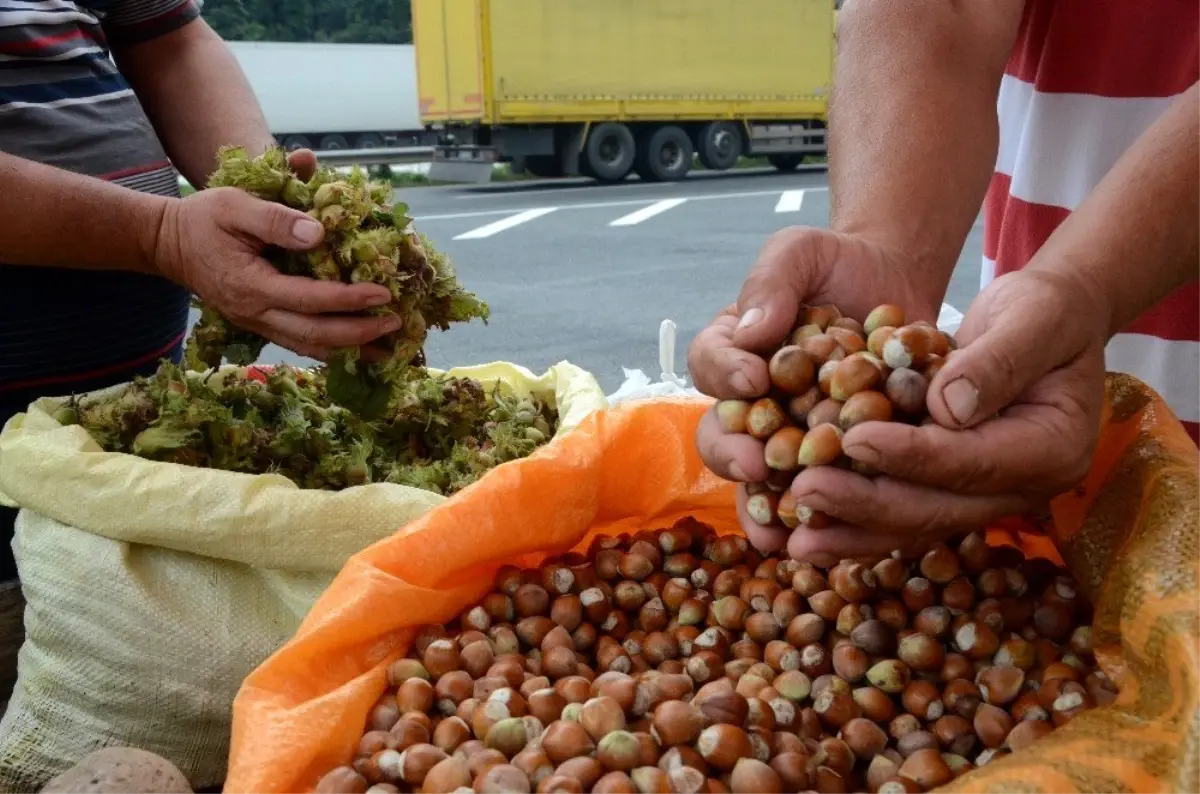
[0,0,202,413]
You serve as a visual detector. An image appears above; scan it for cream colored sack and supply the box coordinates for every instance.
[0,361,606,794]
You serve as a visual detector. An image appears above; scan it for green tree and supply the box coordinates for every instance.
[201,0,412,44]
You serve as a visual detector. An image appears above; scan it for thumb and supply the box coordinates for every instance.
[926,303,1068,429]
[731,230,816,351]
[221,189,326,250]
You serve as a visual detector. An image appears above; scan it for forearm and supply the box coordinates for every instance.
[1030,83,1199,338]
[0,152,168,274]
[829,0,1024,302]
[114,19,275,188]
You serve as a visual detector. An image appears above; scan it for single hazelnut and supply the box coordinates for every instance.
[954,620,1000,660]
[932,714,977,757]
[853,686,896,724]
[540,720,594,764]
[850,619,894,656]
[596,731,641,773]
[696,724,755,772]
[897,748,954,790]
[973,703,1014,749]
[769,752,811,791]
[432,717,472,755]
[978,665,1026,706]
[473,763,531,793]
[813,690,861,729]
[746,398,787,440]
[901,680,944,722]
[919,543,961,584]
[650,700,706,747]
[729,758,783,794]
[831,644,869,683]
[398,744,450,786]
[840,717,888,760]
[867,659,911,694]
[591,771,636,794]
[898,632,946,672]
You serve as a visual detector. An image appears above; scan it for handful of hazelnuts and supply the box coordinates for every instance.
[714,304,956,529]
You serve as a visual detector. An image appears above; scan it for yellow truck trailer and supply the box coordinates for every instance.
[413,0,835,183]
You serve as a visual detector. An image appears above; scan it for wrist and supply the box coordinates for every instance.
[1023,257,1114,344]
[134,193,181,282]
[826,227,950,322]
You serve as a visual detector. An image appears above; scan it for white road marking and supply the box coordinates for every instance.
[415,185,828,223]
[609,198,688,226]
[452,207,558,239]
[775,190,807,213]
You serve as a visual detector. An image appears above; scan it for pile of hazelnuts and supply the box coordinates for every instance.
[315,519,1109,794]
[715,304,957,529]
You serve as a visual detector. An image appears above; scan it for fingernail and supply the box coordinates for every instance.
[944,377,980,425]
[729,370,754,395]
[728,462,748,481]
[737,307,764,331]
[843,440,879,465]
[370,292,393,307]
[293,218,324,245]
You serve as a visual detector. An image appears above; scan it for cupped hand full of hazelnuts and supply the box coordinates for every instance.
[714,304,956,530]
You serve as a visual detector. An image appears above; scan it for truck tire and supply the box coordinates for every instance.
[280,135,313,152]
[768,153,804,172]
[524,155,565,178]
[634,125,693,182]
[583,123,635,183]
[319,134,350,151]
[697,121,743,171]
[356,133,384,149]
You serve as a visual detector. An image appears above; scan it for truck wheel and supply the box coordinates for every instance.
[697,121,743,171]
[356,133,384,149]
[319,134,350,151]
[524,155,565,178]
[584,123,635,182]
[281,135,312,152]
[768,153,804,172]
[634,126,694,182]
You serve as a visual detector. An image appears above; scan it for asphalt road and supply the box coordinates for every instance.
[200,167,985,393]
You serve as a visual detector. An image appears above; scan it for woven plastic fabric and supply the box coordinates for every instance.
[224,374,1198,794]
[0,361,606,794]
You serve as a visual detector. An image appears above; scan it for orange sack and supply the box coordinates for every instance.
[225,373,1199,794]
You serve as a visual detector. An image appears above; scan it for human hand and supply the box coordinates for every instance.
[777,268,1107,564]
[688,225,943,552]
[153,148,398,361]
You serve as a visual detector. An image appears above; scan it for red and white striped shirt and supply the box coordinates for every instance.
[982,0,1200,443]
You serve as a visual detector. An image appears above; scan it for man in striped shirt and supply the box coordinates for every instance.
[689,0,1197,561]
[0,0,401,699]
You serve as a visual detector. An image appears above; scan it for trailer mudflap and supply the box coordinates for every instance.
[429,144,497,183]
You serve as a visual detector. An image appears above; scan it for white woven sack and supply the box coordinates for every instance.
[0,361,606,793]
